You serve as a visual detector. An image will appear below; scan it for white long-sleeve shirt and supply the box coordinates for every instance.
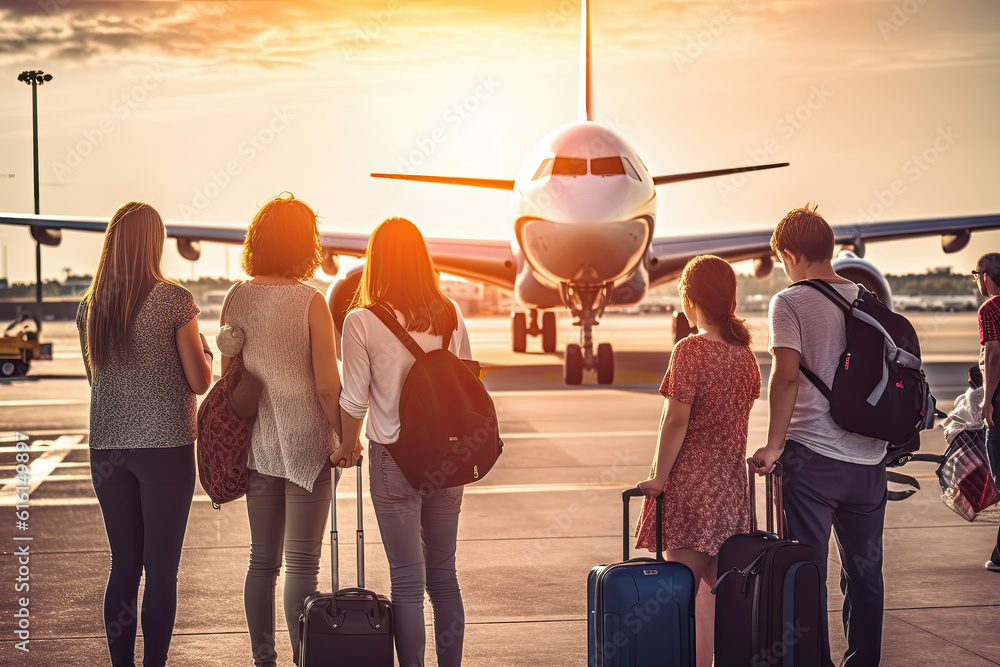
[339,300,472,445]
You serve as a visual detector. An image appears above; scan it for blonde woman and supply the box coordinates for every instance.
[337,217,471,667]
[218,194,343,667]
[77,202,213,667]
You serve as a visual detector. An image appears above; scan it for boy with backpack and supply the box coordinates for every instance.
[974,252,1000,573]
[751,204,888,666]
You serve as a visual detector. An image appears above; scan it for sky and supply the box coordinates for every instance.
[0,0,998,284]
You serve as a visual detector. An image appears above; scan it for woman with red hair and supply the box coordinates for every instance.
[220,193,343,667]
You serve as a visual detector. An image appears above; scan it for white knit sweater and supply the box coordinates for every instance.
[221,282,339,491]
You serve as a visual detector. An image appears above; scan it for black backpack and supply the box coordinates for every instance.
[367,304,502,491]
[795,280,936,462]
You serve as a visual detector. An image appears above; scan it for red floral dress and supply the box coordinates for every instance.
[635,335,761,556]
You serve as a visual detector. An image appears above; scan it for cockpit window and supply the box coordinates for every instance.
[531,156,639,180]
[551,156,588,176]
[591,156,626,176]
[621,157,641,181]
[532,158,554,180]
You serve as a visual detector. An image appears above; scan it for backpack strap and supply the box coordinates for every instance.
[367,304,425,360]
[789,280,855,398]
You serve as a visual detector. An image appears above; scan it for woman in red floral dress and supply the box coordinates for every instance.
[635,254,761,667]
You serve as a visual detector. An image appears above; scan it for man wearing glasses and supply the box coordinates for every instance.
[974,253,1000,572]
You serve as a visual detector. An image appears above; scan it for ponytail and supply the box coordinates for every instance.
[725,313,752,347]
[678,255,752,347]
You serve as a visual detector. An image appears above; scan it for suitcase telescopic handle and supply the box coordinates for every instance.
[330,456,366,593]
[622,488,664,562]
[747,460,784,538]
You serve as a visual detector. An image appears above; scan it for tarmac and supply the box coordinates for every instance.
[1,311,998,666]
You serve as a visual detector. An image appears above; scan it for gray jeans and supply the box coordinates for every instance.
[243,465,332,667]
[369,442,465,667]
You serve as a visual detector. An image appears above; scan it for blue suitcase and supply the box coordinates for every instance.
[587,488,696,667]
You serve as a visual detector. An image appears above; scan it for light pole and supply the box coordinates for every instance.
[17,70,53,304]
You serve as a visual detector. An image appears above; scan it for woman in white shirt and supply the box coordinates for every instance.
[335,217,471,667]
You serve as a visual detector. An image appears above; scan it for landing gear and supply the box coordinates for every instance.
[673,311,697,344]
[564,344,583,385]
[512,312,527,353]
[541,311,556,353]
[596,343,614,385]
[511,309,558,353]
[561,282,615,385]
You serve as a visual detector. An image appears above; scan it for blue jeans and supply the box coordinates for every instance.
[369,442,465,667]
[779,440,887,667]
[987,391,1000,565]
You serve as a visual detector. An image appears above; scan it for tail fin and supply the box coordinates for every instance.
[579,0,593,122]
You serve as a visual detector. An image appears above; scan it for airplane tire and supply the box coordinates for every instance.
[596,343,614,385]
[512,312,527,353]
[541,311,557,353]
[564,344,583,385]
[0,361,17,378]
[673,311,696,344]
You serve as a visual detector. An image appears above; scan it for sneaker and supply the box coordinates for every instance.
[986,561,1000,573]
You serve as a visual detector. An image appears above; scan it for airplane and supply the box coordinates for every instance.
[2,0,1000,385]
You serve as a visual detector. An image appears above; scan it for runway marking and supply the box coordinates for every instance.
[501,430,657,440]
[8,472,943,507]
[0,399,89,407]
[1,429,89,441]
[0,435,83,497]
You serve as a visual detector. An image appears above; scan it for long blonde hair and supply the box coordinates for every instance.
[351,217,456,335]
[84,202,170,369]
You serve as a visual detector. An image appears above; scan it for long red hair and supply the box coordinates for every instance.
[351,217,456,335]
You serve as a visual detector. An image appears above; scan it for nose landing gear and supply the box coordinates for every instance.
[561,282,615,386]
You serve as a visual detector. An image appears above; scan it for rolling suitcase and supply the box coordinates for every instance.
[587,488,696,667]
[712,462,824,666]
[299,459,394,666]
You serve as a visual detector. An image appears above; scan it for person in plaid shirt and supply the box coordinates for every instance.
[975,252,1000,573]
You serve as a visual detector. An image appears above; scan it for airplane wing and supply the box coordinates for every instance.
[0,211,517,289]
[648,213,1000,286]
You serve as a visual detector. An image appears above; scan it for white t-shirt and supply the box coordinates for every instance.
[769,281,888,465]
[339,300,473,445]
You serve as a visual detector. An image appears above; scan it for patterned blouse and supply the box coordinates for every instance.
[77,282,200,449]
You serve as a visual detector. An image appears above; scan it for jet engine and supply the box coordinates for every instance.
[30,226,62,246]
[326,265,364,357]
[832,250,893,309]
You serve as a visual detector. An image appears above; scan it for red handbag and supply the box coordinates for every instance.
[196,283,260,507]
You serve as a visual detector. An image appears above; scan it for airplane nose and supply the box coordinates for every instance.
[518,216,650,287]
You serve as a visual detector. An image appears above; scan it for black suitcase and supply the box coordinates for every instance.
[587,488,696,667]
[712,462,824,666]
[299,460,394,666]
